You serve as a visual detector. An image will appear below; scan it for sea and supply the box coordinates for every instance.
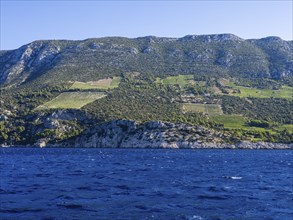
[0,148,292,220]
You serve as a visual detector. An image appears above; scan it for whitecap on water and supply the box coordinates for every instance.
[222,176,243,180]
[231,176,243,180]
[188,215,204,220]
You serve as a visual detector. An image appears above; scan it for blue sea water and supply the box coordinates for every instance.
[0,148,292,220]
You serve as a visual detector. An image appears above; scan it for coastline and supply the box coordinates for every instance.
[3,141,292,150]
[2,120,292,149]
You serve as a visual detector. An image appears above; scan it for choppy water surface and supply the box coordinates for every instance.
[1,148,292,219]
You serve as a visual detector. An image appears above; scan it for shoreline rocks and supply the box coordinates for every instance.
[4,142,293,149]
[3,120,292,149]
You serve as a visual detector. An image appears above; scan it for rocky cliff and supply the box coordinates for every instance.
[44,120,292,149]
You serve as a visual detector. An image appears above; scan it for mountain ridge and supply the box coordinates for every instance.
[1,34,292,88]
[4,33,292,50]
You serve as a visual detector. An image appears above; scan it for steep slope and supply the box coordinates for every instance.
[1,34,292,88]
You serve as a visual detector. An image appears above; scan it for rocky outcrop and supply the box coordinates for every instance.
[0,41,61,84]
[45,120,292,149]
[25,110,90,142]
[236,141,292,149]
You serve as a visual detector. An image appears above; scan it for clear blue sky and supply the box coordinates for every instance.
[1,0,292,50]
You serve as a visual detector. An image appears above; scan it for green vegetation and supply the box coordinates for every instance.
[276,124,293,134]
[217,78,293,99]
[183,103,205,113]
[34,119,84,142]
[247,120,270,128]
[83,81,213,126]
[235,77,283,89]
[156,75,194,87]
[211,115,247,129]
[183,103,222,116]
[231,85,293,99]
[0,122,9,143]
[70,77,121,90]
[221,96,293,124]
[1,35,292,145]
[0,74,292,145]
[210,114,293,143]
[36,92,106,109]
[3,35,292,89]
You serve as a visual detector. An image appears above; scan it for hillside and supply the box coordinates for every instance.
[0,34,292,148]
[1,34,292,88]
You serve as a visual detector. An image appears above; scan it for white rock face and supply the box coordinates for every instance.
[180,34,244,43]
[0,41,60,84]
[45,120,292,149]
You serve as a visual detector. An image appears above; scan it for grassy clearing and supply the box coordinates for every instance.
[219,78,292,99]
[235,85,292,99]
[276,124,293,133]
[183,103,205,113]
[210,115,247,129]
[156,75,194,86]
[70,77,121,90]
[183,103,222,116]
[210,114,286,134]
[36,92,106,109]
[231,85,292,99]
